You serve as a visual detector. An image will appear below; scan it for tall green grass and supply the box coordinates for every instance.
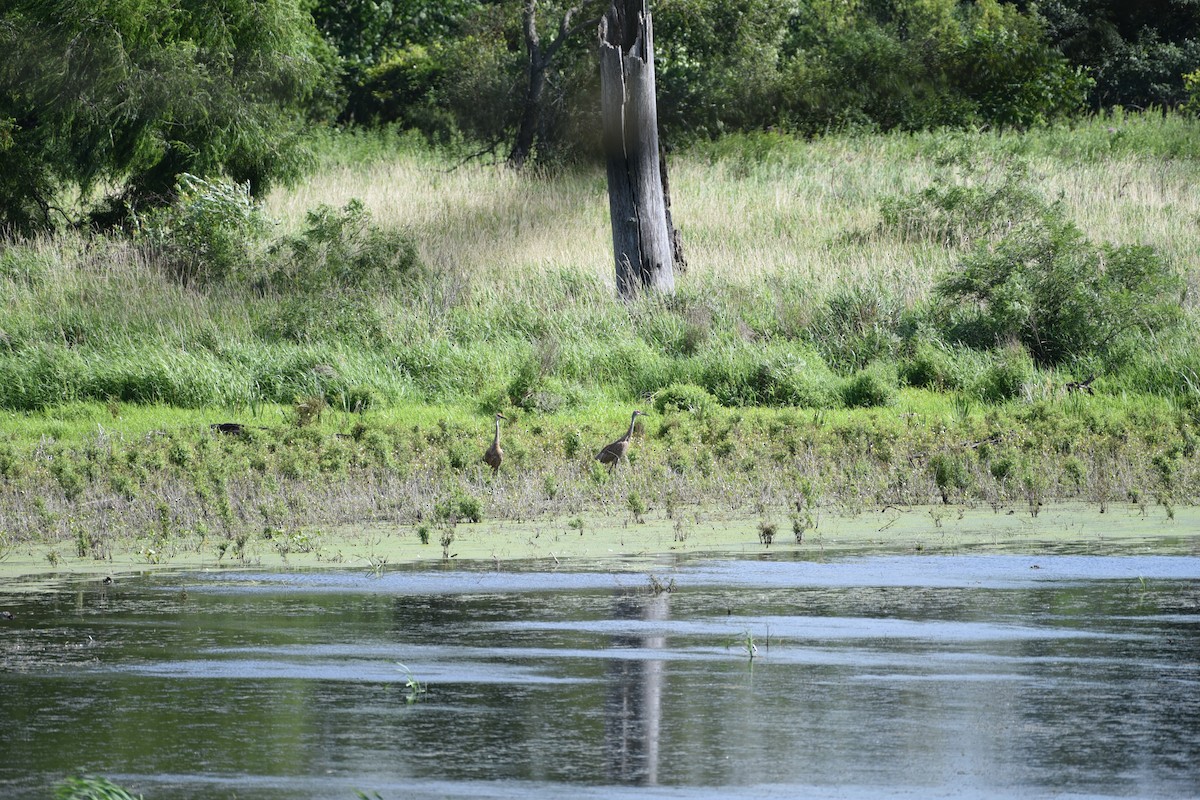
[1,113,1197,415]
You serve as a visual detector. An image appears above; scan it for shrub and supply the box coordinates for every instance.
[137,174,272,287]
[1185,70,1200,117]
[698,346,841,408]
[267,200,422,294]
[929,452,972,503]
[937,218,1184,367]
[972,345,1034,403]
[841,361,898,408]
[880,153,1058,247]
[901,337,978,391]
[653,383,717,416]
[949,0,1091,128]
[358,44,450,132]
[435,493,483,524]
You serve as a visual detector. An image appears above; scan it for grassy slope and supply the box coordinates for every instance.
[1,114,1199,553]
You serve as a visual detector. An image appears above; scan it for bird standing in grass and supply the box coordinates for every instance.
[596,410,644,470]
[483,413,506,474]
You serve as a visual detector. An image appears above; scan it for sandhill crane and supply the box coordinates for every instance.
[596,410,644,470]
[483,413,506,474]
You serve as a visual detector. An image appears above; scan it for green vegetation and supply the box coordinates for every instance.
[8,2,1200,233]
[0,0,332,233]
[3,0,1200,555]
[310,0,1200,166]
[397,663,428,703]
[4,117,1196,415]
[54,776,141,800]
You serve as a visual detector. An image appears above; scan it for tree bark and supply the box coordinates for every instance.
[599,0,675,298]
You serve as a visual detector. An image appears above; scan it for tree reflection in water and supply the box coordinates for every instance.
[604,591,669,785]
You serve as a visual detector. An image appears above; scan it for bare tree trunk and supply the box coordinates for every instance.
[599,0,675,298]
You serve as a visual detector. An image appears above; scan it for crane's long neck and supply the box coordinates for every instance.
[493,418,502,446]
[624,412,638,441]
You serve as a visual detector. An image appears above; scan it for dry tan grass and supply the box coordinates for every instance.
[265,135,1200,304]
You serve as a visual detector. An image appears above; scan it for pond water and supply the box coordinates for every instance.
[2,543,1199,799]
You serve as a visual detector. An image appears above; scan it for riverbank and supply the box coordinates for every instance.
[3,501,1195,593]
[3,123,1198,583]
[2,390,1198,549]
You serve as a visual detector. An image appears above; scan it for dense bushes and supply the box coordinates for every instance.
[936,220,1183,367]
[880,148,1185,370]
[305,0,1199,164]
[139,175,273,287]
[141,179,422,294]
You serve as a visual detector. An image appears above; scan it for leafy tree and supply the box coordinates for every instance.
[0,0,335,234]
[774,0,1086,134]
[654,0,796,139]
[309,0,1119,155]
[511,0,606,168]
[307,0,482,124]
[950,0,1092,127]
[1030,0,1200,109]
[309,0,482,66]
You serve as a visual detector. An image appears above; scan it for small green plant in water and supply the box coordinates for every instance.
[397,663,427,704]
[647,574,676,595]
[54,775,142,800]
[365,553,388,577]
[627,492,647,523]
[728,630,758,660]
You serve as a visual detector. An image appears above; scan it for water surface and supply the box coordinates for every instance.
[2,544,1198,799]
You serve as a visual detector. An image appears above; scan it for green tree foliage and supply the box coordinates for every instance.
[307,1,1192,159]
[949,0,1093,127]
[1032,0,1200,109]
[332,0,1089,158]
[654,0,799,138]
[883,145,1186,371]
[1185,69,1200,116]
[771,0,1089,134]
[309,0,481,65]
[386,6,537,151]
[0,0,335,234]
[308,0,480,125]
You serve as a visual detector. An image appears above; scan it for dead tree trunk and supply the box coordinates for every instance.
[599,0,675,298]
